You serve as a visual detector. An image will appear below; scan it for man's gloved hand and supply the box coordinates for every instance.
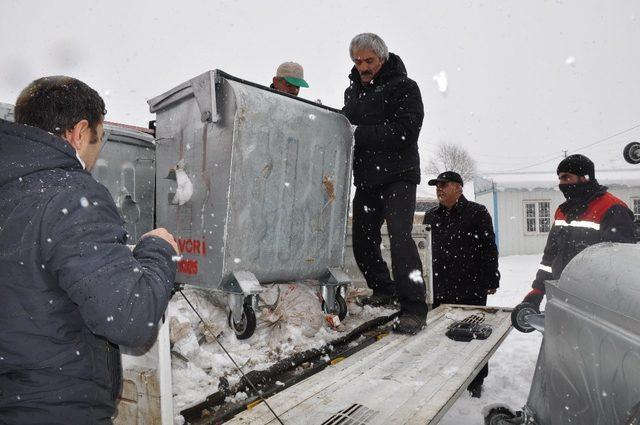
[511,289,544,333]
[522,288,544,308]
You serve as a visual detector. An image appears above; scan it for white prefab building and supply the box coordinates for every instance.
[475,169,640,256]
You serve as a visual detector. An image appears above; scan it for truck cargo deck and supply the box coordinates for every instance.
[224,304,512,425]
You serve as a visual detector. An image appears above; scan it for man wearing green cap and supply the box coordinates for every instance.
[271,61,309,96]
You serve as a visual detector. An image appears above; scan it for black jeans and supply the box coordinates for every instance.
[352,182,427,317]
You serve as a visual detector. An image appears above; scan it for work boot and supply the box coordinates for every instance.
[357,292,398,308]
[468,383,482,398]
[393,314,426,335]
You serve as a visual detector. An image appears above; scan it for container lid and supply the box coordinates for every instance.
[551,243,640,322]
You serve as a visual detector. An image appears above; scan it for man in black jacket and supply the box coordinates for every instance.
[423,171,500,397]
[512,154,635,331]
[343,33,427,334]
[0,76,178,424]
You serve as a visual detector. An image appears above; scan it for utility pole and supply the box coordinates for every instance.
[562,150,568,158]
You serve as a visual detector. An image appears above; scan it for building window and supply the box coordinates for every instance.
[524,201,551,234]
[633,199,640,221]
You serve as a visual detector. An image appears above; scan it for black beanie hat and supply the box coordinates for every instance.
[557,154,595,181]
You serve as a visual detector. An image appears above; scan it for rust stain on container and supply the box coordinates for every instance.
[322,175,335,204]
[262,163,273,178]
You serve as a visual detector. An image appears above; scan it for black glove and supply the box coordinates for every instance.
[522,289,544,308]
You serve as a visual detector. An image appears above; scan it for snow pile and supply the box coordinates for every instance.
[172,168,193,205]
[168,283,395,421]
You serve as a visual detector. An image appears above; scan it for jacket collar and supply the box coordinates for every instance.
[348,53,408,88]
[437,194,468,214]
[0,119,84,186]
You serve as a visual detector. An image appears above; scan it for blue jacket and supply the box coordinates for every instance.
[0,119,176,424]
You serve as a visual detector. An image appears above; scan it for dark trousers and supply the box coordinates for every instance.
[352,182,427,317]
[434,294,489,387]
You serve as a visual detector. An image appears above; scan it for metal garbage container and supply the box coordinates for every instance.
[487,242,640,424]
[148,70,354,338]
[540,242,640,424]
[93,122,156,242]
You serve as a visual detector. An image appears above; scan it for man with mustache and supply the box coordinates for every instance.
[343,33,427,334]
[423,171,500,397]
[512,154,635,332]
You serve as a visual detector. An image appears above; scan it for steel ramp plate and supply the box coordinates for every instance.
[225,305,513,425]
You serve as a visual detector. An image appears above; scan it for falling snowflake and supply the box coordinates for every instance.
[433,71,448,93]
[409,269,423,283]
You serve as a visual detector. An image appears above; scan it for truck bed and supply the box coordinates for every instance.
[226,305,513,424]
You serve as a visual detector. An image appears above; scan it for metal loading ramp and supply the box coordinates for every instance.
[226,305,513,425]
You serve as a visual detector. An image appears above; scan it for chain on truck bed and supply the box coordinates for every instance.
[179,310,400,425]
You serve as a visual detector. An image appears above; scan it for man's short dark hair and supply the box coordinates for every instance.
[14,76,106,137]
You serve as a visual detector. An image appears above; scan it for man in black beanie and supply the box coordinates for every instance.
[512,154,635,332]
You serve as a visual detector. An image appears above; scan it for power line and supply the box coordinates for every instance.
[486,122,640,173]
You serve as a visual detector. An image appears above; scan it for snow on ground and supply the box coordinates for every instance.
[168,254,544,424]
[439,254,545,425]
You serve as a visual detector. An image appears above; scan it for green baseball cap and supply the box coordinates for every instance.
[277,62,309,88]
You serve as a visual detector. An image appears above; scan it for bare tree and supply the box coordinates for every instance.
[425,143,477,182]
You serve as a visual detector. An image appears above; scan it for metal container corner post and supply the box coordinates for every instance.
[94,123,156,243]
[148,69,355,338]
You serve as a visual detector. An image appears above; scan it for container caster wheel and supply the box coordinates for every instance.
[624,142,640,164]
[228,304,256,340]
[322,293,347,321]
[484,406,521,425]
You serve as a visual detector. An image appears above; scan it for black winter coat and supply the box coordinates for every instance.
[423,196,500,304]
[0,119,177,424]
[532,182,635,294]
[343,53,424,188]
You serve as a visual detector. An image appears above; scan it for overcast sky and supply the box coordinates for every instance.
[2,0,640,175]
